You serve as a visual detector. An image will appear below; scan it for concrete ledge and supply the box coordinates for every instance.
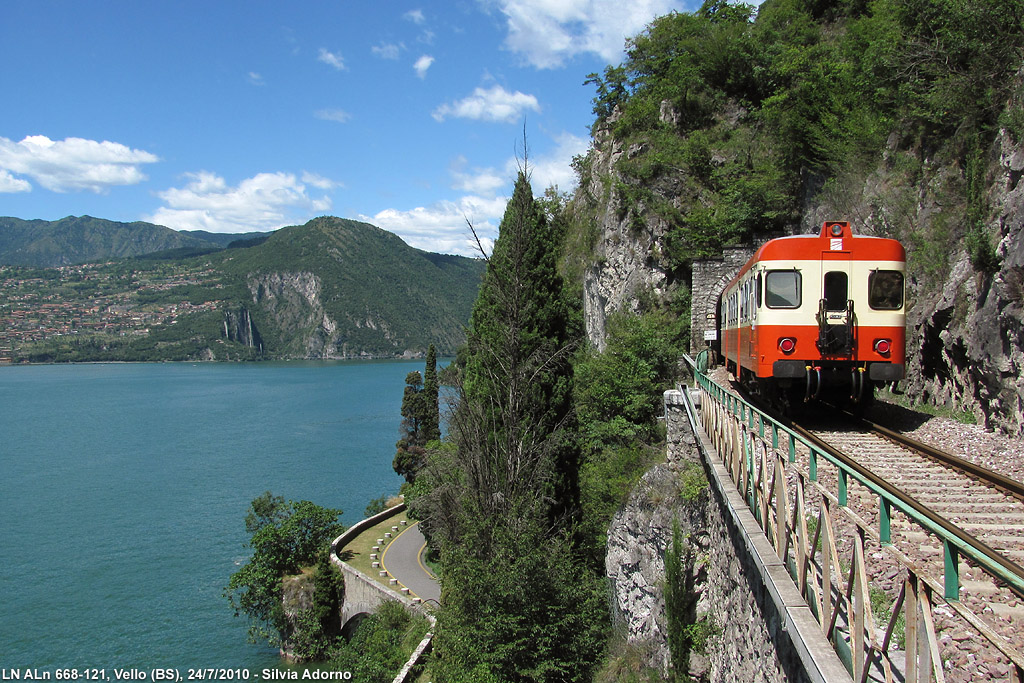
[331,502,408,556]
[683,393,852,683]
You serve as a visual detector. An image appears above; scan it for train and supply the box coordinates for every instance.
[718,220,906,410]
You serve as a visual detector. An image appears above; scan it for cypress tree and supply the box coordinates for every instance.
[422,344,441,443]
[455,170,579,523]
[424,171,603,682]
[393,370,426,483]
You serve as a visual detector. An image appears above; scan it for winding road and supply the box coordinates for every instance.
[381,521,441,604]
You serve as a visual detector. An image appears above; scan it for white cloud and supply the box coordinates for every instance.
[413,55,435,79]
[524,131,590,192]
[0,169,32,193]
[361,194,508,256]
[0,135,159,193]
[302,171,341,191]
[317,48,346,71]
[314,108,352,123]
[486,0,682,69]
[404,9,426,24]
[362,131,590,255]
[432,85,540,124]
[247,71,266,86]
[146,171,333,233]
[372,42,403,59]
[450,155,505,196]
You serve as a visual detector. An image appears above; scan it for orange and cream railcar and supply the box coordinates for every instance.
[720,221,906,406]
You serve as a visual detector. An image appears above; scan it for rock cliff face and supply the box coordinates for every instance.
[606,463,708,676]
[581,123,681,352]
[247,271,344,359]
[901,130,1024,434]
[222,307,262,351]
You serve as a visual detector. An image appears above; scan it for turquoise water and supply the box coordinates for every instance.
[0,361,415,670]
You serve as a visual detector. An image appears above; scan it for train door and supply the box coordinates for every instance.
[818,253,854,356]
[748,273,760,368]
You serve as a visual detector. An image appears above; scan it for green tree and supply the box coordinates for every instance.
[418,170,603,681]
[225,493,344,647]
[393,347,443,483]
[422,344,441,443]
[393,371,426,483]
[455,170,580,525]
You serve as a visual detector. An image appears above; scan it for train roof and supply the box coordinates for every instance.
[730,222,906,284]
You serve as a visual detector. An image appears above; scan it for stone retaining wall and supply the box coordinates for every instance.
[666,389,850,683]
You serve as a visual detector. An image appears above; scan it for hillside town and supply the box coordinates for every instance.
[0,262,225,362]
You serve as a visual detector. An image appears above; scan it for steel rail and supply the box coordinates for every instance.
[857,413,1024,502]
[786,418,1024,599]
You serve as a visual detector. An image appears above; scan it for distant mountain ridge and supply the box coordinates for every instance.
[0,215,484,360]
[0,215,229,266]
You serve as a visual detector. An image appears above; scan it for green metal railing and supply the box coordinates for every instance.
[680,351,1024,683]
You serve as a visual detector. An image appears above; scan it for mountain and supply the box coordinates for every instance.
[216,217,484,358]
[180,229,272,248]
[1,216,484,362]
[0,215,223,266]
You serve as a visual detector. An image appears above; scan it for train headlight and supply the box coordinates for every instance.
[829,222,844,236]
[778,337,797,354]
[874,338,892,356]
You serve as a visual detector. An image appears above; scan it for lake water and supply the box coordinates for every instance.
[0,361,418,671]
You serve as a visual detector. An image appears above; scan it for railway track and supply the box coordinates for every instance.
[793,412,1024,652]
[705,366,1024,679]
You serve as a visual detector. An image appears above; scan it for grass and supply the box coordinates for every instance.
[335,514,412,590]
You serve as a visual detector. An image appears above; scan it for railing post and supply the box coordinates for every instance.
[838,468,848,507]
[944,539,960,602]
[879,496,892,546]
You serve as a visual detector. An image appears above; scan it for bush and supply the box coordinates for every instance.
[225,492,343,647]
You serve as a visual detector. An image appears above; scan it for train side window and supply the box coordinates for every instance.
[823,271,848,310]
[765,270,801,308]
[869,270,904,310]
[756,273,763,308]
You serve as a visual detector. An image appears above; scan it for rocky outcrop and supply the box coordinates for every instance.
[606,393,709,677]
[247,271,343,359]
[900,129,1024,435]
[280,572,316,660]
[606,463,708,676]
[581,117,683,352]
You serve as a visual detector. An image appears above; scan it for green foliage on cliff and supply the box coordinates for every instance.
[574,311,688,562]
[577,0,1024,277]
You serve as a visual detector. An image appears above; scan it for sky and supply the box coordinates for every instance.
[0,0,704,256]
